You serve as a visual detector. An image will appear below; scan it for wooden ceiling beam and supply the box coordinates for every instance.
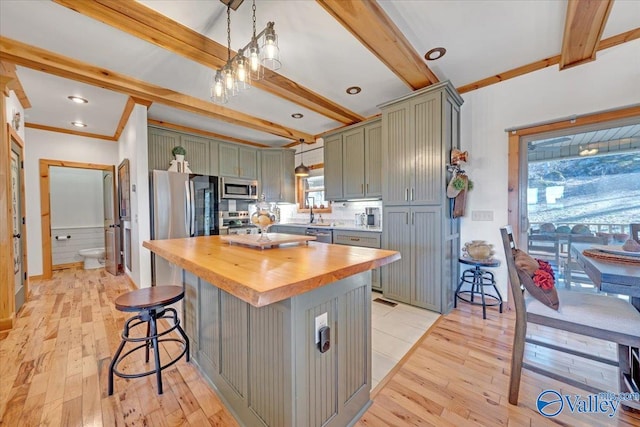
[560,0,614,70]
[458,28,640,94]
[317,0,439,90]
[52,0,364,125]
[0,36,314,142]
[0,61,31,109]
[25,122,117,141]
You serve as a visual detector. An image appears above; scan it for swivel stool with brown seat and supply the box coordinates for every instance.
[108,286,189,395]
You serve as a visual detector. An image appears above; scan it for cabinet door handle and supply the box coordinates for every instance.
[361,183,364,193]
[366,183,369,193]
[411,212,414,225]
[405,188,408,201]
[411,188,414,201]
[405,212,409,224]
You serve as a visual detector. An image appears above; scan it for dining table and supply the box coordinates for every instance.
[571,243,640,310]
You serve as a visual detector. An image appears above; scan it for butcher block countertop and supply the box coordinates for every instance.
[143,234,400,307]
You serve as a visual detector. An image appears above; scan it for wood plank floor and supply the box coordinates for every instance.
[1,268,639,426]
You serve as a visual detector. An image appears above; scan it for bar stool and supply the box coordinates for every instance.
[454,257,502,319]
[108,286,189,395]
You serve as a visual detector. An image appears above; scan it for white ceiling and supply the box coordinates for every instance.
[1,0,639,147]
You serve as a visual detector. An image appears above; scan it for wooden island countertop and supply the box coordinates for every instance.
[143,234,400,307]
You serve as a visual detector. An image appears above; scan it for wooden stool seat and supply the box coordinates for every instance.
[108,285,189,396]
[115,285,184,312]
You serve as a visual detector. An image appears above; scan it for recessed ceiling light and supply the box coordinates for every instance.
[346,86,361,95]
[68,95,88,104]
[291,113,304,119]
[424,47,446,61]
[71,121,87,128]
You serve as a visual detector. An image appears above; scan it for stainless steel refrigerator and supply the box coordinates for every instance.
[150,170,219,286]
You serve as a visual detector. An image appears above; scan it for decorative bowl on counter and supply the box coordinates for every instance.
[250,195,277,241]
[462,240,495,260]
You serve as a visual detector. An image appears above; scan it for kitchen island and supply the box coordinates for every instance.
[143,235,400,427]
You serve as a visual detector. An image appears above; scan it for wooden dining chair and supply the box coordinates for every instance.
[500,226,640,409]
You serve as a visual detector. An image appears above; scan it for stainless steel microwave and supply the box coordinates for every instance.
[220,177,258,200]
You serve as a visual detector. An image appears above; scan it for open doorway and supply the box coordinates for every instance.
[39,159,118,279]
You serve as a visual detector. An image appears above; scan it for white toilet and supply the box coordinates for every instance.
[78,247,106,269]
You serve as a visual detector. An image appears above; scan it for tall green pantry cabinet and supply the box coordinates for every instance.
[379,81,463,313]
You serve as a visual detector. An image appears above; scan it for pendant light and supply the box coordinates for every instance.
[211,0,280,104]
[294,139,310,177]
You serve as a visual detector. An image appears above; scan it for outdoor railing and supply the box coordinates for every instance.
[529,222,630,234]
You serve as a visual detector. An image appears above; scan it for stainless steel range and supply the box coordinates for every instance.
[220,211,259,235]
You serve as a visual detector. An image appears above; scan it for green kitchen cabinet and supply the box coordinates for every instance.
[381,81,463,206]
[148,127,210,175]
[382,206,442,311]
[380,81,463,313]
[260,149,295,203]
[323,134,343,201]
[324,119,382,201]
[219,143,258,179]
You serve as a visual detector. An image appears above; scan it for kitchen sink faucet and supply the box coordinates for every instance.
[308,196,314,224]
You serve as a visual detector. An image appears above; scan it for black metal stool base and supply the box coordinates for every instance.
[108,306,189,395]
[454,265,503,319]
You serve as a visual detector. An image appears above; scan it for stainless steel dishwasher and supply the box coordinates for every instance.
[305,228,333,243]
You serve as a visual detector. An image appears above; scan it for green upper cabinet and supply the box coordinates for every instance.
[364,122,382,198]
[219,143,258,179]
[148,127,210,175]
[323,134,343,201]
[324,119,382,201]
[342,127,365,199]
[381,82,462,206]
[260,149,295,203]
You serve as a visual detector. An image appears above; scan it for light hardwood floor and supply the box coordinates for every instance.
[1,268,638,426]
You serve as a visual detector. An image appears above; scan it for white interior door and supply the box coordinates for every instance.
[11,141,24,312]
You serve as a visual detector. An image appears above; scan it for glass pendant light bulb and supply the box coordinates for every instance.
[235,49,250,91]
[260,22,281,70]
[223,64,237,97]
[248,38,263,81]
[211,70,228,104]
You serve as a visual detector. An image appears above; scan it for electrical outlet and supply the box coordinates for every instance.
[471,210,494,221]
[314,312,328,344]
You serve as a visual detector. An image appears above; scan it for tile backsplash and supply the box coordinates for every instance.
[278,200,382,226]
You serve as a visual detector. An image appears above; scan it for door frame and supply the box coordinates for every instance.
[39,159,115,279]
[507,105,640,308]
[2,124,27,329]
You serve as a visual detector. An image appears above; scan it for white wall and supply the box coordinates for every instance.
[24,128,119,276]
[118,104,150,288]
[50,167,104,228]
[458,39,640,300]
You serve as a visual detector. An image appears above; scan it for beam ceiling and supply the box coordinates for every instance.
[0,36,314,142]
[52,0,364,125]
[560,0,614,69]
[0,61,30,109]
[317,0,439,90]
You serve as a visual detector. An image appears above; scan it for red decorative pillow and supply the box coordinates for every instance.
[512,250,559,310]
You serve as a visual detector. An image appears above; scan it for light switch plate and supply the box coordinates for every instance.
[471,210,494,221]
[314,312,328,344]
